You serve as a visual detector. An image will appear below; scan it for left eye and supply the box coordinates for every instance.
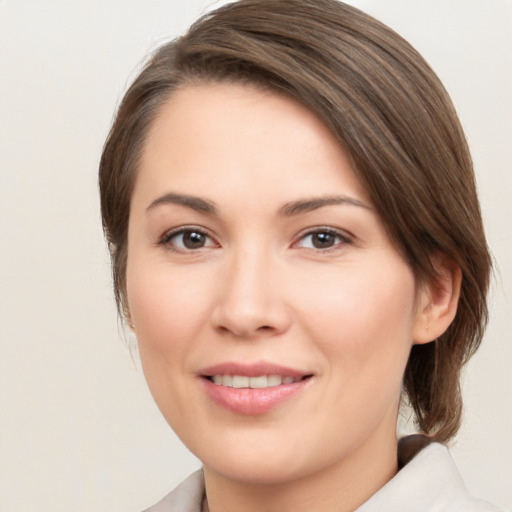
[295,230,348,250]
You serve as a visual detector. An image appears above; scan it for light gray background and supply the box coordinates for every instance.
[1,1,510,511]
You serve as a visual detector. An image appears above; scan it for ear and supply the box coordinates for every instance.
[413,255,462,345]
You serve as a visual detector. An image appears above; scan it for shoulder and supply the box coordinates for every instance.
[357,442,506,512]
[142,470,205,512]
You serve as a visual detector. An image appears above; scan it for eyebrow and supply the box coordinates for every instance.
[279,195,372,216]
[146,192,218,215]
[146,192,371,217]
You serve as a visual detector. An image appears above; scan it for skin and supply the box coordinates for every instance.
[126,83,459,512]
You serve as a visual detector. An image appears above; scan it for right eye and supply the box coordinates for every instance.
[160,228,217,251]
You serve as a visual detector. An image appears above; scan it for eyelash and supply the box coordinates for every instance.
[158,226,352,253]
[158,226,217,252]
[293,227,352,252]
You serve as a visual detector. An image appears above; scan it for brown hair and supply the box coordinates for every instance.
[99,0,492,442]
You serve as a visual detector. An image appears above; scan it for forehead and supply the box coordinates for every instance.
[134,82,371,211]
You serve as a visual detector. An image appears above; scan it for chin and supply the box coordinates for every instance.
[204,456,309,486]
[195,430,340,487]
[183,429,305,484]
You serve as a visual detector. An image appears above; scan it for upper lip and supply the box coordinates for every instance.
[199,361,311,378]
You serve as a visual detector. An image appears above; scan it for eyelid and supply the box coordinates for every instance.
[292,226,353,250]
[157,225,353,252]
[158,225,219,250]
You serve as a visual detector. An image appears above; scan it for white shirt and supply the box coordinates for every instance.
[143,443,505,511]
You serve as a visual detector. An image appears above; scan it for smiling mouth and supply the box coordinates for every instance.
[200,365,314,414]
[204,374,312,389]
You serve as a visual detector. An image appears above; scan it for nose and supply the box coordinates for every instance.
[211,249,292,339]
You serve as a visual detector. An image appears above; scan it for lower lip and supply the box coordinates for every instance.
[201,378,311,415]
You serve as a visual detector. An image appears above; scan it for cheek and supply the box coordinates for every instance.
[125,259,220,423]
[125,259,215,421]
[127,259,212,349]
[295,257,417,383]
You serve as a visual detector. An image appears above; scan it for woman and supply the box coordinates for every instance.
[99,1,502,511]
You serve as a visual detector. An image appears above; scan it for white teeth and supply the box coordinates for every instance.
[249,376,268,388]
[211,375,301,388]
[267,375,283,386]
[232,375,249,388]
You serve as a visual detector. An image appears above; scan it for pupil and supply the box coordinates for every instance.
[183,231,205,249]
[313,232,334,248]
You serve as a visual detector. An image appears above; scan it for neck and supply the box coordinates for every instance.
[203,430,398,512]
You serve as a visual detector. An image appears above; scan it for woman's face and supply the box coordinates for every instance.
[126,83,428,484]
